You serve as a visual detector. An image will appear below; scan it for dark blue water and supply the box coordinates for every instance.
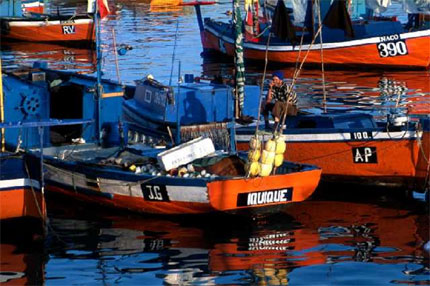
[1,0,429,285]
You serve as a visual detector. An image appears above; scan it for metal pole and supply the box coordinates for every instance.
[38,126,46,221]
[112,28,121,83]
[175,61,181,145]
[95,1,103,144]
[0,59,5,152]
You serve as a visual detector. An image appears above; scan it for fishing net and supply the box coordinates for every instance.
[180,122,230,150]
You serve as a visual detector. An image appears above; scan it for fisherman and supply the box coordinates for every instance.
[263,70,297,130]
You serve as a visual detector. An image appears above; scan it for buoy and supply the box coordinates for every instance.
[275,137,286,154]
[178,167,187,177]
[129,165,136,172]
[259,163,272,177]
[187,164,195,172]
[261,150,275,165]
[247,161,260,177]
[264,139,276,152]
[249,136,261,150]
[248,149,261,162]
[274,154,284,167]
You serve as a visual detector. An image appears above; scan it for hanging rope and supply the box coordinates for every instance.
[168,18,180,87]
[316,0,327,113]
[416,123,430,190]
[254,32,272,136]
[277,24,324,136]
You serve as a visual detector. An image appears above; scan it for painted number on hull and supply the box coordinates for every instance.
[62,25,76,34]
[143,239,166,251]
[141,184,169,201]
[351,131,373,140]
[352,147,377,163]
[237,188,293,207]
[377,34,408,57]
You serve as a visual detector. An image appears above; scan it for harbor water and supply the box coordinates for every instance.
[1,0,429,285]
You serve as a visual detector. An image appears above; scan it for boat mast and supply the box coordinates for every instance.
[94,0,103,144]
[0,59,4,152]
[233,0,245,119]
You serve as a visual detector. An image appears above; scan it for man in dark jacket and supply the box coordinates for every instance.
[263,70,298,130]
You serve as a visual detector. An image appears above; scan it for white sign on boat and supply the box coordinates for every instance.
[157,137,215,171]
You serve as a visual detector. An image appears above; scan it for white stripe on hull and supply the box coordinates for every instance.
[236,130,421,142]
[45,164,210,203]
[166,185,209,203]
[0,178,40,190]
[206,25,430,52]
[9,18,93,27]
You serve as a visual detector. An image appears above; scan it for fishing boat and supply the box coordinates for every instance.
[0,151,43,222]
[0,14,95,44]
[0,0,110,45]
[0,61,106,226]
[6,67,321,215]
[193,0,430,68]
[235,113,430,190]
[122,75,430,191]
[36,138,321,215]
[2,64,320,215]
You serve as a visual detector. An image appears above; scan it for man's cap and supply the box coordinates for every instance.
[272,70,284,80]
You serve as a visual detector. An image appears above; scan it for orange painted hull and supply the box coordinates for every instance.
[207,169,321,212]
[202,29,430,68]
[416,130,430,189]
[1,17,95,43]
[44,160,321,215]
[0,188,45,220]
[237,136,427,189]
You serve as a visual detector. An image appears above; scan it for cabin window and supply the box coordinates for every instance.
[145,90,152,103]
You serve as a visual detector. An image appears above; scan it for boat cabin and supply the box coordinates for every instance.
[2,64,124,150]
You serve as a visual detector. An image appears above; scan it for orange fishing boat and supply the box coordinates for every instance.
[0,14,95,44]
[193,0,430,69]
[0,0,111,44]
[235,114,430,191]
[36,139,321,215]
[0,152,44,221]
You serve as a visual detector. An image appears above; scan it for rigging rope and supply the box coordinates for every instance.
[316,0,327,113]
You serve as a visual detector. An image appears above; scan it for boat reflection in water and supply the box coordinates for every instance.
[1,42,96,73]
[44,194,429,285]
[0,224,46,285]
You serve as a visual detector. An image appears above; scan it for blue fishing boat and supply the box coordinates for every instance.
[1,63,105,225]
[2,66,320,215]
[122,75,430,191]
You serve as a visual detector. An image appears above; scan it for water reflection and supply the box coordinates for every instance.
[201,58,430,117]
[1,42,96,74]
[0,222,46,286]
[41,194,429,285]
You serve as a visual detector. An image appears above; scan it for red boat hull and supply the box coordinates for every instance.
[1,17,95,43]
[202,29,430,68]
[237,132,429,189]
[43,160,321,215]
[0,186,45,220]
